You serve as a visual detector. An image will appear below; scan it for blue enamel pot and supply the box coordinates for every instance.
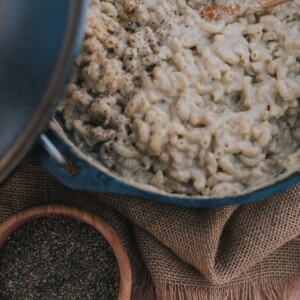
[1,0,299,207]
[36,123,300,208]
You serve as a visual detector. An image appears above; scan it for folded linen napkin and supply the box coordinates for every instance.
[0,156,299,300]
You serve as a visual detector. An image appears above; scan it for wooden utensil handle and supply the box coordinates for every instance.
[195,0,291,21]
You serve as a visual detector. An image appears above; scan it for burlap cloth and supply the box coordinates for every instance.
[0,156,299,300]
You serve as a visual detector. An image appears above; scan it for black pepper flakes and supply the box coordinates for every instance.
[0,216,120,300]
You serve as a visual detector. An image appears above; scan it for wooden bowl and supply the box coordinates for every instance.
[0,204,132,300]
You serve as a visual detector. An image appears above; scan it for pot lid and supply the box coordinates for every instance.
[0,0,88,182]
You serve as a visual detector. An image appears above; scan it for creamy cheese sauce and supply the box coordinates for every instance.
[59,0,300,197]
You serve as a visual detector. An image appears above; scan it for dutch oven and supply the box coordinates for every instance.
[1,0,299,207]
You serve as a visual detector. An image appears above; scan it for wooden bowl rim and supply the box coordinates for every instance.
[0,204,132,300]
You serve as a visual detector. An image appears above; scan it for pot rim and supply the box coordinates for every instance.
[44,121,300,208]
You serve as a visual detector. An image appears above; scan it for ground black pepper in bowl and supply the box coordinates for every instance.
[0,215,120,300]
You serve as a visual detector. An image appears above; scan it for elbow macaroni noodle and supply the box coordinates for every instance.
[59,0,300,197]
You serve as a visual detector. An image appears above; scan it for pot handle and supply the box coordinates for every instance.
[39,134,67,166]
[35,130,127,193]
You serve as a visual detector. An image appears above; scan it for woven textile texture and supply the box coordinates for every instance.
[0,156,299,300]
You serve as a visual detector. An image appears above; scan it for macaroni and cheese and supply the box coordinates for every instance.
[59,0,300,196]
